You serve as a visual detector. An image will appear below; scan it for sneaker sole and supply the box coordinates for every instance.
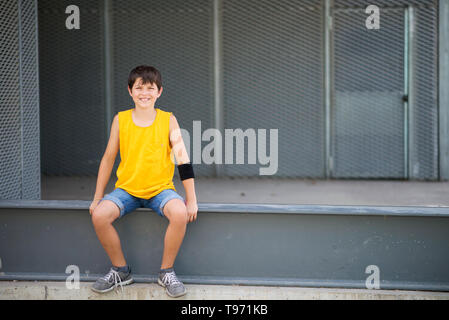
[91,278,134,294]
[157,278,187,298]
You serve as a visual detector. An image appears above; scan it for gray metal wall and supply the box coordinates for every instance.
[35,0,440,180]
[0,0,40,200]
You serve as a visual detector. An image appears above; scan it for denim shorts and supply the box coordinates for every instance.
[100,188,184,218]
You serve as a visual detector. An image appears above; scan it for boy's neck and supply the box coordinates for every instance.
[134,105,157,120]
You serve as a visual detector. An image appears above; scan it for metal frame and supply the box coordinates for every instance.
[213,0,224,177]
[324,0,333,178]
[103,0,114,141]
[404,6,415,179]
[406,5,416,179]
[440,0,449,180]
[18,0,24,198]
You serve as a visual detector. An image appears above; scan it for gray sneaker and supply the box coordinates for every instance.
[158,269,187,298]
[91,267,133,293]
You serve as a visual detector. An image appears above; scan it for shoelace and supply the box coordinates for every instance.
[162,271,182,286]
[102,268,125,293]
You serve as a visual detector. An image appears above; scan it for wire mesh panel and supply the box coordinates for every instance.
[111,0,214,177]
[332,4,405,178]
[410,3,438,180]
[38,0,106,176]
[19,0,40,199]
[222,0,324,178]
[0,0,40,200]
[332,0,438,179]
[0,0,22,199]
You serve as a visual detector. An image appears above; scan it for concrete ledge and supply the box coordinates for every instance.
[1,281,449,300]
[2,200,449,217]
[1,202,449,292]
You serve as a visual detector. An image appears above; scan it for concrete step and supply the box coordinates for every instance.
[1,281,448,300]
[2,202,449,292]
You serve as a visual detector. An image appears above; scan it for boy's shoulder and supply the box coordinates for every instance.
[157,108,176,123]
[117,108,133,117]
[156,107,173,116]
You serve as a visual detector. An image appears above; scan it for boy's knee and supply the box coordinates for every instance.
[165,202,188,225]
[92,203,119,226]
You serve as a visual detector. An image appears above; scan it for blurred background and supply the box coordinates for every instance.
[1,0,447,205]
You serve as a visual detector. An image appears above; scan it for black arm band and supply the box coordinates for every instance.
[178,163,195,181]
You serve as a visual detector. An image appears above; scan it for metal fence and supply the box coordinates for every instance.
[332,0,438,179]
[0,0,441,200]
[38,0,106,176]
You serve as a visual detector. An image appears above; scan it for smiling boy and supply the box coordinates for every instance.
[89,65,198,298]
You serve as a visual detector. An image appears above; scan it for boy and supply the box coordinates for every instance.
[89,65,198,298]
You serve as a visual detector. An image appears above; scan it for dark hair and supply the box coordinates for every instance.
[128,65,162,92]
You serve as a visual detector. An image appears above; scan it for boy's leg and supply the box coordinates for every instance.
[157,197,188,297]
[91,200,127,267]
[161,198,188,269]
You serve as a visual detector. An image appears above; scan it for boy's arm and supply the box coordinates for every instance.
[181,178,197,207]
[169,113,198,222]
[93,114,120,201]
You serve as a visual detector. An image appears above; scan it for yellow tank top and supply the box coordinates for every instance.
[115,108,176,199]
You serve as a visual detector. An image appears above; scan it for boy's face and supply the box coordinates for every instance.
[128,78,162,108]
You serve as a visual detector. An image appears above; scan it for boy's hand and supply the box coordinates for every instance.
[89,199,101,215]
[185,199,198,223]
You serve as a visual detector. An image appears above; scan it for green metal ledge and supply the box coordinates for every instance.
[1,200,449,216]
[1,200,449,292]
